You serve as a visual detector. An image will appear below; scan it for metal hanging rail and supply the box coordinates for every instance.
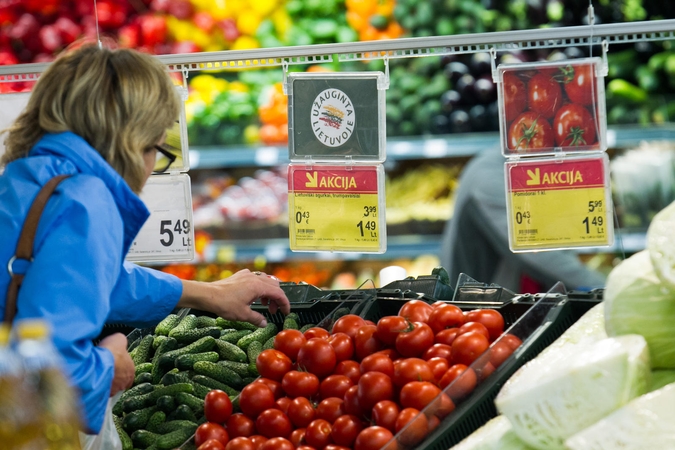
[0,18,674,79]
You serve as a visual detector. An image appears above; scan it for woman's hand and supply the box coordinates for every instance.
[98,333,135,396]
[179,269,291,327]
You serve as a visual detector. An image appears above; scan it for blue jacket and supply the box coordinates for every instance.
[0,132,183,433]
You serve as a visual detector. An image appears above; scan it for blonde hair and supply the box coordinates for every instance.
[1,44,180,193]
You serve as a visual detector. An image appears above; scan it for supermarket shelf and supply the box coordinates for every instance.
[188,125,675,169]
[198,230,646,263]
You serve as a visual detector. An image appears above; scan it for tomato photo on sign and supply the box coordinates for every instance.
[553,103,596,147]
[528,72,562,119]
[204,389,233,424]
[502,71,528,123]
[507,111,554,151]
[561,63,595,105]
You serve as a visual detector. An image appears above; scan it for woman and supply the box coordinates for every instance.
[0,43,290,434]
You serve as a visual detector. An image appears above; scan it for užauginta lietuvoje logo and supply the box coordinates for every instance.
[311,88,356,147]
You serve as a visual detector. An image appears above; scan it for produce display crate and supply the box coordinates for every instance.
[379,267,455,300]
[362,284,602,450]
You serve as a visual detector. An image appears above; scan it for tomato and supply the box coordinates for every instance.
[196,423,230,447]
[274,329,307,361]
[325,446,351,450]
[439,364,477,400]
[563,63,595,105]
[489,340,515,368]
[282,370,320,399]
[239,383,276,418]
[287,396,316,428]
[316,397,346,423]
[303,327,330,340]
[500,333,523,351]
[296,447,317,450]
[354,426,397,450]
[427,415,440,432]
[432,392,455,420]
[374,348,401,360]
[528,72,562,119]
[357,371,394,410]
[327,332,355,362]
[507,111,554,151]
[456,322,490,341]
[395,322,435,358]
[427,357,449,382]
[305,419,333,449]
[225,437,254,450]
[553,103,596,147]
[289,428,306,447]
[478,361,496,381]
[398,300,433,323]
[253,378,284,400]
[256,349,292,382]
[354,324,384,361]
[226,413,256,438]
[275,396,291,414]
[342,384,363,417]
[255,408,292,439]
[360,353,394,378]
[400,381,442,411]
[395,407,428,447]
[199,439,226,450]
[333,360,361,384]
[298,338,337,378]
[451,331,490,366]
[464,309,505,341]
[427,304,464,334]
[204,389,233,424]
[331,414,364,447]
[259,437,294,450]
[375,315,408,346]
[320,374,353,400]
[435,328,459,346]
[422,343,453,362]
[392,358,434,388]
[502,71,528,124]
[248,435,267,450]
[372,400,400,432]
[331,314,367,339]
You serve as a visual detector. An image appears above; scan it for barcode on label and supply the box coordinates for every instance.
[298,229,315,234]
[519,229,538,235]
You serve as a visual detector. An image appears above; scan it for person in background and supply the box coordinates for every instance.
[0,43,290,435]
[440,146,606,293]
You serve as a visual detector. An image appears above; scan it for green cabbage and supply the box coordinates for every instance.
[451,416,535,450]
[647,200,675,288]
[565,382,675,449]
[495,335,650,450]
[604,250,675,369]
[648,370,675,393]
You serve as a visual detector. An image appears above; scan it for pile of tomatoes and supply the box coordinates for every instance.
[502,61,601,153]
[193,300,522,450]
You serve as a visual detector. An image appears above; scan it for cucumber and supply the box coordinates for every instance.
[214,339,248,363]
[217,360,250,378]
[215,318,258,331]
[193,361,244,388]
[236,323,277,350]
[113,383,154,416]
[167,404,198,422]
[155,336,217,383]
[123,391,155,413]
[122,406,157,433]
[175,351,219,371]
[130,335,154,366]
[299,324,316,333]
[283,313,300,330]
[191,375,240,397]
[152,335,168,350]
[168,314,198,338]
[220,330,253,344]
[170,327,221,345]
[191,381,212,399]
[127,337,141,353]
[155,313,182,336]
[195,316,217,328]
[134,372,152,386]
[176,391,205,415]
[156,424,198,450]
[113,414,133,450]
[134,362,153,375]
[148,383,194,403]
[246,340,263,364]
[152,337,177,364]
[243,376,257,384]
[332,307,350,319]
[160,369,190,386]
[247,363,259,378]
[155,395,176,414]
[262,336,275,350]
[219,328,236,337]
[146,411,166,433]
[131,429,160,449]
[152,420,198,435]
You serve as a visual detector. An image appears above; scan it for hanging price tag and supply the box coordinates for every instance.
[0,92,30,158]
[505,154,614,252]
[288,164,386,253]
[127,173,194,262]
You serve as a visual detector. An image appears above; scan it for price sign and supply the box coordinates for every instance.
[0,92,30,158]
[127,173,194,262]
[505,155,614,252]
[288,164,386,253]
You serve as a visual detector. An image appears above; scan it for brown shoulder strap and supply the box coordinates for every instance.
[4,174,71,325]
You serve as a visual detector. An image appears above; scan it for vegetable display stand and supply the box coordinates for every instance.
[379,266,455,300]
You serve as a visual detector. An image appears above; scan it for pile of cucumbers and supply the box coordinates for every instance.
[113,311,312,450]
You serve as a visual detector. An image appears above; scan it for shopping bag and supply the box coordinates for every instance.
[79,393,123,450]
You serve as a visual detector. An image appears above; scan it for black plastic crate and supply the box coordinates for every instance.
[380,271,455,300]
[279,281,327,303]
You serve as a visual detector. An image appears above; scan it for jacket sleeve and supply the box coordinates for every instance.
[106,262,183,328]
[15,180,123,434]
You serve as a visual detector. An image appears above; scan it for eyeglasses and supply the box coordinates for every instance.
[153,145,177,174]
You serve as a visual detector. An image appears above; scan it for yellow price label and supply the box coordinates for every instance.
[506,156,613,251]
[288,165,385,253]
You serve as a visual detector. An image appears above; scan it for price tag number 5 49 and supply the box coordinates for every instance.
[160,219,191,247]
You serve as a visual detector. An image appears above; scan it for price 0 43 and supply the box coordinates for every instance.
[160,219,191,247]
[295,211,310,224]
[515,211,531,225]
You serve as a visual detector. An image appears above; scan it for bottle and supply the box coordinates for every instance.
[14,319,82,450]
